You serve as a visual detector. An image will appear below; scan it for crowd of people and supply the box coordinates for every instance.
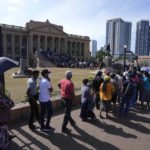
[79,67,150,121]
[0,66,150,149]
[26,66,150,132]
[39,49,99,69]
[26,69,76,133]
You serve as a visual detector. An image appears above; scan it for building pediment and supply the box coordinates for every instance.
[30,24,67,36]
[35,26,66,35]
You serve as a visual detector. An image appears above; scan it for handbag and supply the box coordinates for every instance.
[0,95,14,109]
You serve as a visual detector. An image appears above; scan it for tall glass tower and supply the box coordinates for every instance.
[135,20,150,56]
[106,18,132,57]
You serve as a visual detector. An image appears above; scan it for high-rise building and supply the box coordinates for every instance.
[90,40,97,57]
[106,18,132,57]
[135,20,150,56]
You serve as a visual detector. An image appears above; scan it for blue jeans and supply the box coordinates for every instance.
[40,101,53,128]
[120,96,131,116]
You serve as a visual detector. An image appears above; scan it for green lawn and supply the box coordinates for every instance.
[5,67,95,103]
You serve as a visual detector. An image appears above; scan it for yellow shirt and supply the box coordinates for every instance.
[100,82,115,101]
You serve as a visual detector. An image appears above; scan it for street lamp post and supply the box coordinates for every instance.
[123,45,127,72]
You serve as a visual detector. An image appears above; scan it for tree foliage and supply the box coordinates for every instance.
[96,49,110,63]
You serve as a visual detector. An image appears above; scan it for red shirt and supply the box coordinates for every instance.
[59,79,74,99]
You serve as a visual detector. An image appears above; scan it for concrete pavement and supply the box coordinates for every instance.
[9,106,150,150]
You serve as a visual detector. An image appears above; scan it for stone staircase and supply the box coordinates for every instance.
[38,53,56,68]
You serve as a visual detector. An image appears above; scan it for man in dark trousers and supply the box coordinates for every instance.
[58,70,76,133]
[26,70,40,130]
[39,69,55,132]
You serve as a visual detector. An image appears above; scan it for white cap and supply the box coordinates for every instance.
[65,70,72,77]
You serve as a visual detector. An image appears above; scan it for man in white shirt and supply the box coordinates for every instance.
[39,69,54,132]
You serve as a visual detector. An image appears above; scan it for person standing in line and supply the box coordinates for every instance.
[58,70,76,133]
[92,71,103,110]
[99,75,115,119]
[110,73,119,112]
[120,73,136,116]
[39,69,54,132]
[142,71,150,110]
[26,70,40,130]
[80,79,96,121]
[116,71,123,104]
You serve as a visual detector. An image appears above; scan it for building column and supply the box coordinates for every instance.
[64,39,66,54]
[52,37,54,51]
[45,36,47,52]
[27,34,33,67]
[20,35,22,50]
[37,35,40,52]
[74,42,77,56]
[12,34,15,57]
[58,38,60,54]
[70,41,72,56]
[79,42,82,57]
[3,33,6,55]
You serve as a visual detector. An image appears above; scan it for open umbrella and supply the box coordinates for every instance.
[0,57,19,74]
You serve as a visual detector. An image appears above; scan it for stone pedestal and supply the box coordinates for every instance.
[103,56,112,67]
[20,58,28,74]
[12,58,31,78]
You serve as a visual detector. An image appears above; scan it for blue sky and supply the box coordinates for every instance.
[0,0,150,51]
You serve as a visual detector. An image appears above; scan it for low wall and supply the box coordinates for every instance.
[10,94,81,121]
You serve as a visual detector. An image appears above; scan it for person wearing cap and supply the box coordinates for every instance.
[58,70,76,133]
[99,75,115,119]
[39,69,54,132]
[26,70,40,130]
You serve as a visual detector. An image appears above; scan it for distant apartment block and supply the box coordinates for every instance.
[90,40,97,57]
[106,18,132,57]
[135,20,150,56]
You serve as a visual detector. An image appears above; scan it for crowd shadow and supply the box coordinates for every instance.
[85,119,137,139]
[9,117,120,150]
[33,125,120,150]
[9,127,50,150]
[129,112,150,124]
[8,106,150,149]
[130,107,150,115]
[69,125,120,150]
[109,115,150,135]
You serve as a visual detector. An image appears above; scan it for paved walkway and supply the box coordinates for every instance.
[9,106,150,150]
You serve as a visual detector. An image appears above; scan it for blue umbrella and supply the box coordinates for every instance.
[0,57,19,74]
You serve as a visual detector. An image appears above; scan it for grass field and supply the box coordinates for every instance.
[4,67,96,103]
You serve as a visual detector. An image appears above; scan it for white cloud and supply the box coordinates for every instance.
[33,0,40,3]
[0,0,150,50]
